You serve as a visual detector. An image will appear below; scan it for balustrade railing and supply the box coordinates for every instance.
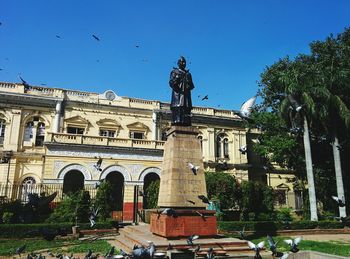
[47,133,165,149]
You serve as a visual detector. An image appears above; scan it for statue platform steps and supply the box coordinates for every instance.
[109,223,269,257]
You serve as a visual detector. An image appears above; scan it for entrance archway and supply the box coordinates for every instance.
[105,171,124,211]
[143,172,160,209]
[63,170,84,195]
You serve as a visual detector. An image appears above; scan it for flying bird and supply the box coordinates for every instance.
[19,75,31,90]
[284,237,302,253]
[56,35,61,39]
[187,199,195,205]
[188,163,199,175]
[206,247,214,259]
[92,34,100,41]
[94,157,103,171]
[239,145,247,155]
[235,95,257,119]
[188,162,199,175]
[247,240,264,259]
[198,195,210,204]
[267,235,283,257]
[332,195,345,207]
[201,95,209,101]
[89,206,99,227]
[287,95,302,112]
[187,234,199,246]
[195,210,206,221]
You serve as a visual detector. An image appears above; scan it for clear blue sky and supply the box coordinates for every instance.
[0,0,349,110]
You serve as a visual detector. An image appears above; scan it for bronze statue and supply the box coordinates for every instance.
[169,56,194,126]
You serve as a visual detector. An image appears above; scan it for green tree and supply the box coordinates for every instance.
[94,181,116,220]
[144,180,160,209]
[205,171,241,210]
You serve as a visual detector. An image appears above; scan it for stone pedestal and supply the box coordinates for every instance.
[151,126,217,237]
[157,126,207,208]
[150,210,217,237]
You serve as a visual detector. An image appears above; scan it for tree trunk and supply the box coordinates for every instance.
[332,135,346,217]
[303,116,318,221]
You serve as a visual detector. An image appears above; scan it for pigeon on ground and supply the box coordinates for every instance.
[194,245,201,254]
[238,226,245,239]
[105,246,115,258]
[187,234,199,246]
[188,162,199,175]
[84,249,92,259]
[332,195,345,207]
[167,243,173,250]
[247,240,264,259]
[284,237,302,253]
[15,245,26,256]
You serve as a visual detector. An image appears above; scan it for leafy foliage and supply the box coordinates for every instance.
[205,171,241,210]
[46,190,91,223]
[240,181,274,220]
[94,181,116,220]
[144,180,160,209]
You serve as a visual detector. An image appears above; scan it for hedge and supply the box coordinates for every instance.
[218,220,344,233]
[0,221,115,238]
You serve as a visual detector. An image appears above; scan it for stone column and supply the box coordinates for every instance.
[207,129,215,162]
[152,112,158,140]
[7,109,22,151]
[53,101,62,133]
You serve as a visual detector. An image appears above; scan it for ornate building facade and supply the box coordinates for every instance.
[0,82,300,221]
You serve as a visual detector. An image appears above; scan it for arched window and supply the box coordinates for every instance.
[216,133,229,159]
[35,122,45,146]
[0,119,6,145]
[24,122,34,141]
[23,118,46,147]
[198,135,203,154]
[21,177,37,203]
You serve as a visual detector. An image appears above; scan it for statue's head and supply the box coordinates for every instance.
[177,56,186,70]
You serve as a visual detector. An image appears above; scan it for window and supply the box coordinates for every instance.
[99,129,115,138]
[67,127,84,134]
[24,122,34,141]
[130,131,144,139]
[274,189,287,205]
[0,119,5,145]
[223,138,229,158]
[198,135,203,152]
[21,177,37,203]
[35,122,45,146]
[216,134,229,159]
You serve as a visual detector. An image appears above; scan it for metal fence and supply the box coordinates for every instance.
[0,183,98,204]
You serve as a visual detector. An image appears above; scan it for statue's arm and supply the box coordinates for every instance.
[169,70,181,91]
[187,72,195,90]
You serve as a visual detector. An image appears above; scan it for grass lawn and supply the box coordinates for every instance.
[0,238,113,257]
[247,235,350,257]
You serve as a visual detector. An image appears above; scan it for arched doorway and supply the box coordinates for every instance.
[63,170,84,195]
[143,173,160,209]
[105,171,124,211]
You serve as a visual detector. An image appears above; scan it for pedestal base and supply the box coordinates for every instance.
[150,210,217,238]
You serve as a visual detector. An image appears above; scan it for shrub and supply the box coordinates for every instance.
[46,190,91,223]
[2,212,14,224]
[276,207,294,222]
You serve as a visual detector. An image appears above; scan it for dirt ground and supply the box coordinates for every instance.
[292,234,350,243]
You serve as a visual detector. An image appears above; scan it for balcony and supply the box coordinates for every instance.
[46,133,165,150]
